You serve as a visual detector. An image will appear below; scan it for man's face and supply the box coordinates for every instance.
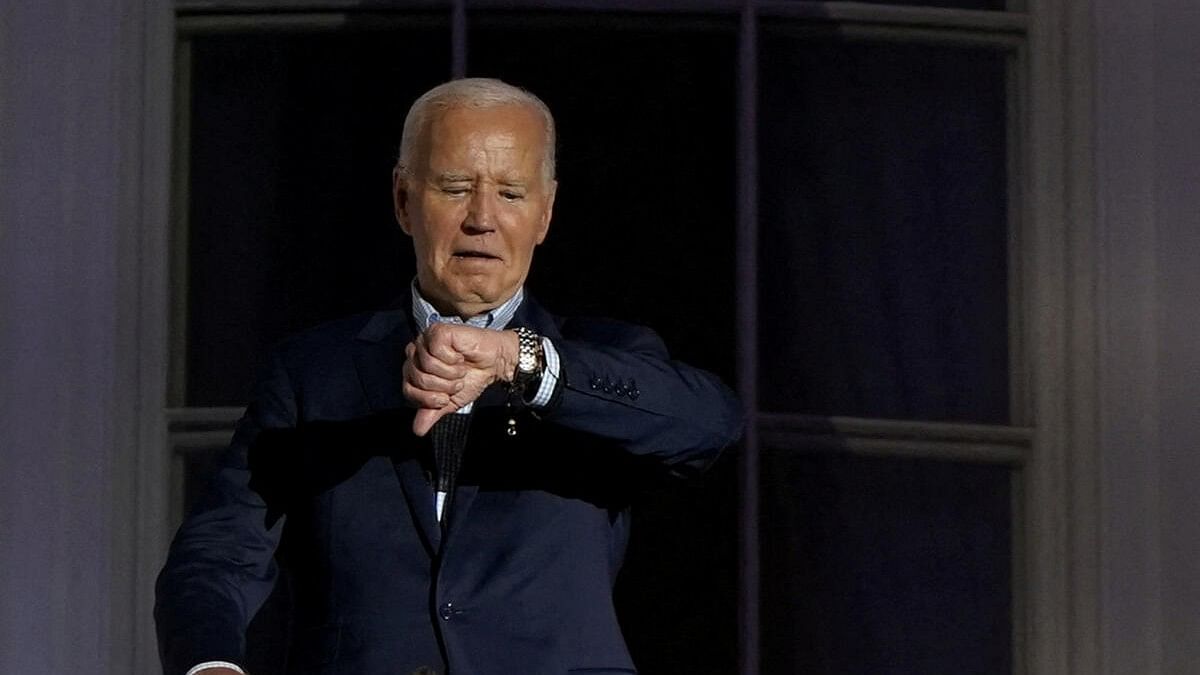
[393,104,556,317]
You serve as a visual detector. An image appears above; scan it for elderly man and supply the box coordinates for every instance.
[156,78,743,675]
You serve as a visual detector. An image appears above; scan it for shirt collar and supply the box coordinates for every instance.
[410,280,524,331]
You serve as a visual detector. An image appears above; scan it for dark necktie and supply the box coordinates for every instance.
[429,412,472,525]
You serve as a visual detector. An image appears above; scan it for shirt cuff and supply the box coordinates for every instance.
[528,337,560,408]
[186,662,245,675]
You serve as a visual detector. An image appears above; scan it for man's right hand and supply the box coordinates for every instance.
[402,323,520,436]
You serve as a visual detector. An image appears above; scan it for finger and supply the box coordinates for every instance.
[411,344,468,380]
[441,325,489,363]
[412,406,449,437]
[423,324,467,363]
[402,380,453,411]
[411,333,468,376]
[405,366,465,395]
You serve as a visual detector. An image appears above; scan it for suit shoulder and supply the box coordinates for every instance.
[556,315,666,354]
[270,312,382,366]
[558,315,651,339]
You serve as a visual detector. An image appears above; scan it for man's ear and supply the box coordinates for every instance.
[536,180,557,245]
[393,167,412,236]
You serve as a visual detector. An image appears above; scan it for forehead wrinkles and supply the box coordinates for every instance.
[465,130,519,162]
[432,130,540,181]
[419,105,547,179]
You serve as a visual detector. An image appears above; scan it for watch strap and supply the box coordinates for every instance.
[510,326,544,395]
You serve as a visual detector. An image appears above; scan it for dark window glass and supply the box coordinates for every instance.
[185,27,450,406]
[779,0,1006,9]
[615,453,739,675]
[758,34,1009,423]
[471,15,739,674]
[761,446,1013,674]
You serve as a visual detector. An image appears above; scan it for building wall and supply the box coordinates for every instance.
[1150,3,1200,672]
[1,4,127,671]
[0,2,169,673]
[1094,1,1200,672]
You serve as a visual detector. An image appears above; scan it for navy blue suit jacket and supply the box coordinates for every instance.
[155,296,743,675]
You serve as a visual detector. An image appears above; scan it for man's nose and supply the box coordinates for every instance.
[462,189,495,233]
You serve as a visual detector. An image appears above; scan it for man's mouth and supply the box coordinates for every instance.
[452,250,500,261]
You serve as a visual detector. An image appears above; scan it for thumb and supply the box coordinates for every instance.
[412,407,448,437]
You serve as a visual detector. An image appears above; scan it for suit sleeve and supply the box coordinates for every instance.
[541,320,744,476]
[154,349,297,675]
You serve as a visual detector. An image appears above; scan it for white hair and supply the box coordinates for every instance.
[396,77,557,183]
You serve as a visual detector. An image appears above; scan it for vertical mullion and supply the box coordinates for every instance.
[736,2,760,674]
[451,0,467,78]
[1007,44,1030,675]
[1010,465,1028,675]
[168,38,192,408]
[1007,45,1030,428]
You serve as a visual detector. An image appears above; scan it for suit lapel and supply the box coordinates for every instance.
[351,307,413,413]
[351,307,443,554]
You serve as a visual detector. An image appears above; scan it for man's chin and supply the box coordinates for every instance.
[432,282,517,317]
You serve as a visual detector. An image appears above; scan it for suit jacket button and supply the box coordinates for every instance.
[439,602,454,620]
[629,387,640,400]
[590,375,602,390]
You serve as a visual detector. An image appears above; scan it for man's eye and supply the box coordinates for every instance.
[501,191,524,201]
[442,187,470,196]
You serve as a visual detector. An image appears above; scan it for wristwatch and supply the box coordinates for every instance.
[509,326,544,395]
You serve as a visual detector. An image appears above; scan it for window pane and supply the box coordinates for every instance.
[762,446,1013,674]
[184,27,449,406]
[758,35,1009,423]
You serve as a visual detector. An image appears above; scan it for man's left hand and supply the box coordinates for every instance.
[403,322,520,436]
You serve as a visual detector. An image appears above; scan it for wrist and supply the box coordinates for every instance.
[499,330,521,383]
